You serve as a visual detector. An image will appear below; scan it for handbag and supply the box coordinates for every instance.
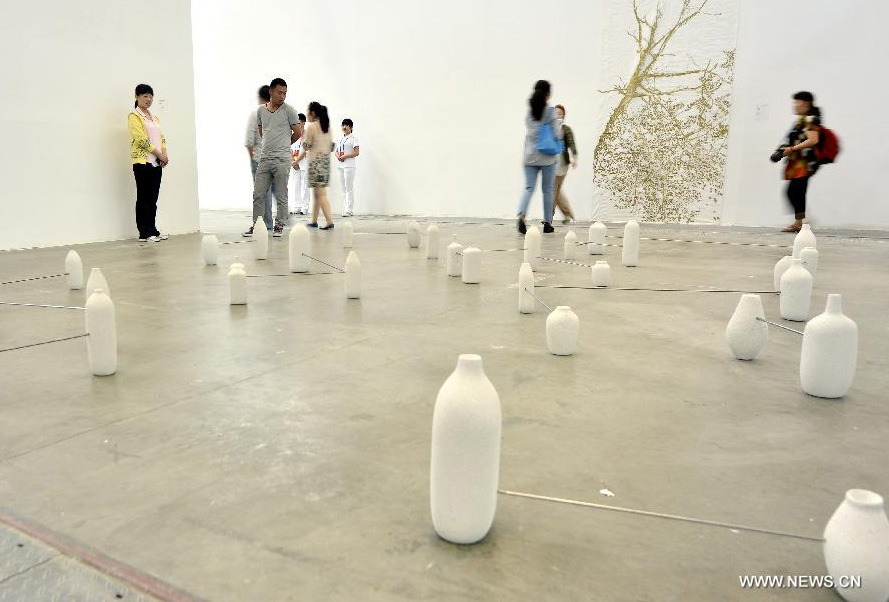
[537,122,565,155]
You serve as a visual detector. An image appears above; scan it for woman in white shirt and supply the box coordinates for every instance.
[335,119,360,217]
[289,113,310,215]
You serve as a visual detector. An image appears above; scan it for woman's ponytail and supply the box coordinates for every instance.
[529,79,551,121]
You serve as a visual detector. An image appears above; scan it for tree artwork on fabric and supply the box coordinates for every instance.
[594,0,736,223]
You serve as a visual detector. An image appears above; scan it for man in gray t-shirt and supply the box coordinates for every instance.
[246,77,302,237]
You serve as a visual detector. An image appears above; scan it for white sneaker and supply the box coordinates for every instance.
[343,211,353,217]
[156,233,169,240]
[147,236,162,242]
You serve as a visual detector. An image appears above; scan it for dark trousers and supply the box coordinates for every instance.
[133,163,163,238]
[786,176,809,219]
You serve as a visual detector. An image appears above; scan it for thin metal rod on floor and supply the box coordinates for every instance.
[0,333,90,354]
[756,316,804,335]
[246,272,337,277]
[573,241,619,248]
[640,237,792,249]
[538,256,594,269]
[498,490,824,543]
[0,301,86,310]
[523,287,553,312]
[0,273,66,286]
[301,253,345,273]
[534,285,779,294]
[220,240,252,245]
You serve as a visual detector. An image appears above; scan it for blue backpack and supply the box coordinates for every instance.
[537,121,564,155]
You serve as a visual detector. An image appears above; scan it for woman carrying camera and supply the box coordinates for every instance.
[776,91,821,233]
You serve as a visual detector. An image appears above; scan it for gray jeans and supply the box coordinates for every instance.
[250,159,275,228]
[253,157,290,226]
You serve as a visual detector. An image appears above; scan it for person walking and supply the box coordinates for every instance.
[304,101,335,230]
[335,118,360,217]
[553,104,578,224]
[777,91,822,233]
[245,85,275,230]
[289,113,310,215]
[129,83,169,242]
[516,80,563,234]
[244,77,302,237]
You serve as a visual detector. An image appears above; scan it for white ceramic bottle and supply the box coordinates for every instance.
[800,246,819,278]
[85,289,117,376]
[524,225,541,270]
[85,267,110,299]
[430,354,501,545]
[779,258,813,321]
[725,294,768,360]
[253,217,269,260]
[823,489,889,602]
[229,263,247,305]
[288,223,310,273]
[344,250,361,299]
[341,221,354,248]
[231,255,245,271]
[564,230,577,260]
[622,220,640,267]
[773,255,794,290]
[65,250,83,290]
[800,294,858,398]
[407,221,421,248]
[588,222,606,255]
[591,260,611,288]
[546,306,579,356]
[446,235,463,277]
[426,223,440,260]
[201,234,218,266]
[462,246,481,284]
[518,262,535,314]
[793,223,816,258]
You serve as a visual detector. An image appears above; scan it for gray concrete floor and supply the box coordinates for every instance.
[0,211,887,601]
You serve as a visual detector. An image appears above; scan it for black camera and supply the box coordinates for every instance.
[770,148,785,163]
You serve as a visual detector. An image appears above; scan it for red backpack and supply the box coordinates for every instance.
[815,127,840,164]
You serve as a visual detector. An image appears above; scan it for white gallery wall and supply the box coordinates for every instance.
[191,0,888,228]
[0,0,200,251]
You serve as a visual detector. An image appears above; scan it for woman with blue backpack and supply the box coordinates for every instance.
[517,80,563,234]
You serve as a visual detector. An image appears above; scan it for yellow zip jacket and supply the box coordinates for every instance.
[128,110,167,164]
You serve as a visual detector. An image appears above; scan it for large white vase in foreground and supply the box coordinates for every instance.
[201,234,218,266]
[779,259,812,322]
[622,220,639,267]
[518,263,535,313]
[588,222,606,255]
[446,236,463,277]
[524,226,541,270]
[430,354,501,545]
[546,306,579,356]
[725,294,768,360]
[229,263,247,305]
[591,260,611,288]
[823,489,889,602]
[85,267,110,299]
[253,218,269,260]
[426,223,440,259]
[564,230,577,260]
[407,221,421,248]
[800,294,857,398]
[462,247,481,284]
[85,289,117,376]
[344,251,361,299]
[65,250,83,290]
[289,224,310,273]
[793,223,816,258]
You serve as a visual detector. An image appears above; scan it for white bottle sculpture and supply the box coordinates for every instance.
[407,221,421,248]
[725,294,768,361]
[462,246,481,284]
[793,223,817,258]
[85,289,117,376]
[65,250,83,290]
[546,306,579,356]
[253,217,269,260]
[524,226,541,270]
[823,489,889,602]
[201,234,218,266]
[289,223,310,273]
[588,221,606,255]
[518,262,535,314]
[231,255,245,271]
[446,235,463,277]
[341,221,354,248]
[800,294,858,398]
[85,267,110,299]
[426,223,440,260]
[344,250,361,299]
[564,230,577,260]
[773,256,794,291]
[591,260,611,288]
[229,262,247,305]
[430,354,501,545]
[800,246,819,278]
[779,258,813,322]
[622,220,640,267]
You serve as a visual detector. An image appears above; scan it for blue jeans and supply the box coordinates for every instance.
[250,159,276,228]
[517,163,556,223]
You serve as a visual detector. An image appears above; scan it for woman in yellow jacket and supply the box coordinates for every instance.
[129,83,169,242]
